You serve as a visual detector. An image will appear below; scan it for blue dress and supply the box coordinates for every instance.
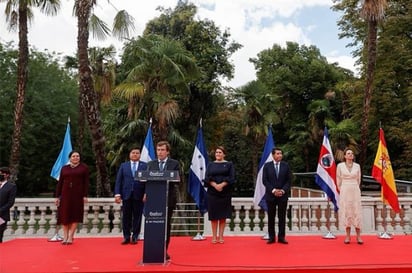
[205,161,235,220]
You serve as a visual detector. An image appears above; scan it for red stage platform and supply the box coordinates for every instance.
[1,235,411,273]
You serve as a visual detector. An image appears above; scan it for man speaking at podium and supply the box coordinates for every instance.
[146,140,180,260]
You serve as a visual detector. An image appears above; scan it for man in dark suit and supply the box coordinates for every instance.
[114,148,147,245]
[0,167,17,243]
[146,140,180,260]
[263,147,292,244]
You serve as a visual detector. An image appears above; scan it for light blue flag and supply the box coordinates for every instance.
[141,122,155,163]
[50,121,73,180]
[253,126,275,211]
[188,122,208,214]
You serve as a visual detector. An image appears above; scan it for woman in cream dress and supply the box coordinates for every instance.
[337,148,363,244]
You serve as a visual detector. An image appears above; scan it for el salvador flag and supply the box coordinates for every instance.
[253,126,275,211]
[315,127,339,211]
[50,120,73,180]
[141,122,155,163]
[188,123,208,215]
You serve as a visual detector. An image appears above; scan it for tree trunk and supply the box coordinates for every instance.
[360,19,378,174]
[76,0,111,197]
[9,2,29,182]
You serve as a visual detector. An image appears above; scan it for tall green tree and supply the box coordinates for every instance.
[0,45,78,196]
[251,42,352,171]
[232,80,279,181]
[116,34,200,142]
[333,0,412,179]
[143,0,242,141]
[74,0,134,196]
[358,0,388,169]
[1,0,60,180]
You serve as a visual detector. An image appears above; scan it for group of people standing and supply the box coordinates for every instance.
[46,143,363,257]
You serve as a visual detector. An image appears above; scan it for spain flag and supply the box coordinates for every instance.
[371,128,400,213]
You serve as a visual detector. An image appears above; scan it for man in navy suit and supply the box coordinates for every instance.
[146,140,180,260]
[263,147,292,244]
[114,148,147,245]
[0,167,17,243]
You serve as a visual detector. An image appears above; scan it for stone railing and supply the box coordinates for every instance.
[4,196,412,241]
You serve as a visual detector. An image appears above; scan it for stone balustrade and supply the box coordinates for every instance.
[3,196,412,241]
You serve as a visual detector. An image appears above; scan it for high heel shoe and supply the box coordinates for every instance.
[344,238,350,244]
[357,238,364,245]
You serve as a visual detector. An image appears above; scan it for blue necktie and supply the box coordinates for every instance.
[132,162,137,176]
[159,161,165,171]
[275,163,279,177]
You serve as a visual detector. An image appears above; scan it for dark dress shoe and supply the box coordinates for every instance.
[121,239,130,245]
[131,238,138,244]
[267,238,275,244]
[278,239,288,244]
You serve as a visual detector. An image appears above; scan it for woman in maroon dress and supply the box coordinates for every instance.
[55,151,89,245]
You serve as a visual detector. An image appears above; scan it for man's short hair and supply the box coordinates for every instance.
[0,167,11,174]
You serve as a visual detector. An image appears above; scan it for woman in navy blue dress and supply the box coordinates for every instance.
[204,146,235,244]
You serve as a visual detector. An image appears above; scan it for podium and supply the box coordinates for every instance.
[136,170,180,264]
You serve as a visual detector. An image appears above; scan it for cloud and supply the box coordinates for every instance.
[0,0,355,88]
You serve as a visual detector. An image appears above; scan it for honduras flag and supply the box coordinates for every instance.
[188,122,208,214]
[50,120,73,180]
[253,126,275,211]
[315,127,339,211]
[141,121,155,163]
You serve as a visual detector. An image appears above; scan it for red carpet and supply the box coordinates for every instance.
[1,235,411,273]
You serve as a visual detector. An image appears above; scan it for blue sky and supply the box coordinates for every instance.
[0,0,357,88]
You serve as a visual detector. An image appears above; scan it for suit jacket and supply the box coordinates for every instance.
[0,181,17,221]
[146,158,180,205]
[262,161,292,202]
[114,161,147,200]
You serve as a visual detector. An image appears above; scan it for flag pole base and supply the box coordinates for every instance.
[48,233,63,242]
[191,233,206,241]
[322,231,337,239]
[378,231,394,239]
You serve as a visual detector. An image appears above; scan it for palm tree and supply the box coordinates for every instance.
[359,0,387,169]
[234,80,279,180]
[1,0,60,180]
[115,34,200,142]
[74,0,134,196]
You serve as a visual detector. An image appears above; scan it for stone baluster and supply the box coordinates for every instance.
[402,202,411,234]
[48,207,59,236]
[301,205,309,232]
[112,205,122,233]
[252,206,261,233]
[384,206,394,232]
[330,209,338,232]
[291,204,299,232]
[37,206,47,235]
[100,204,110,234]
[233,204,241,233]
[90,205,100,234]
[312,204,320,231]
[14,205,26,235]
[394,209,402,232]
[25,206,36,235]
[243,206,251,233]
